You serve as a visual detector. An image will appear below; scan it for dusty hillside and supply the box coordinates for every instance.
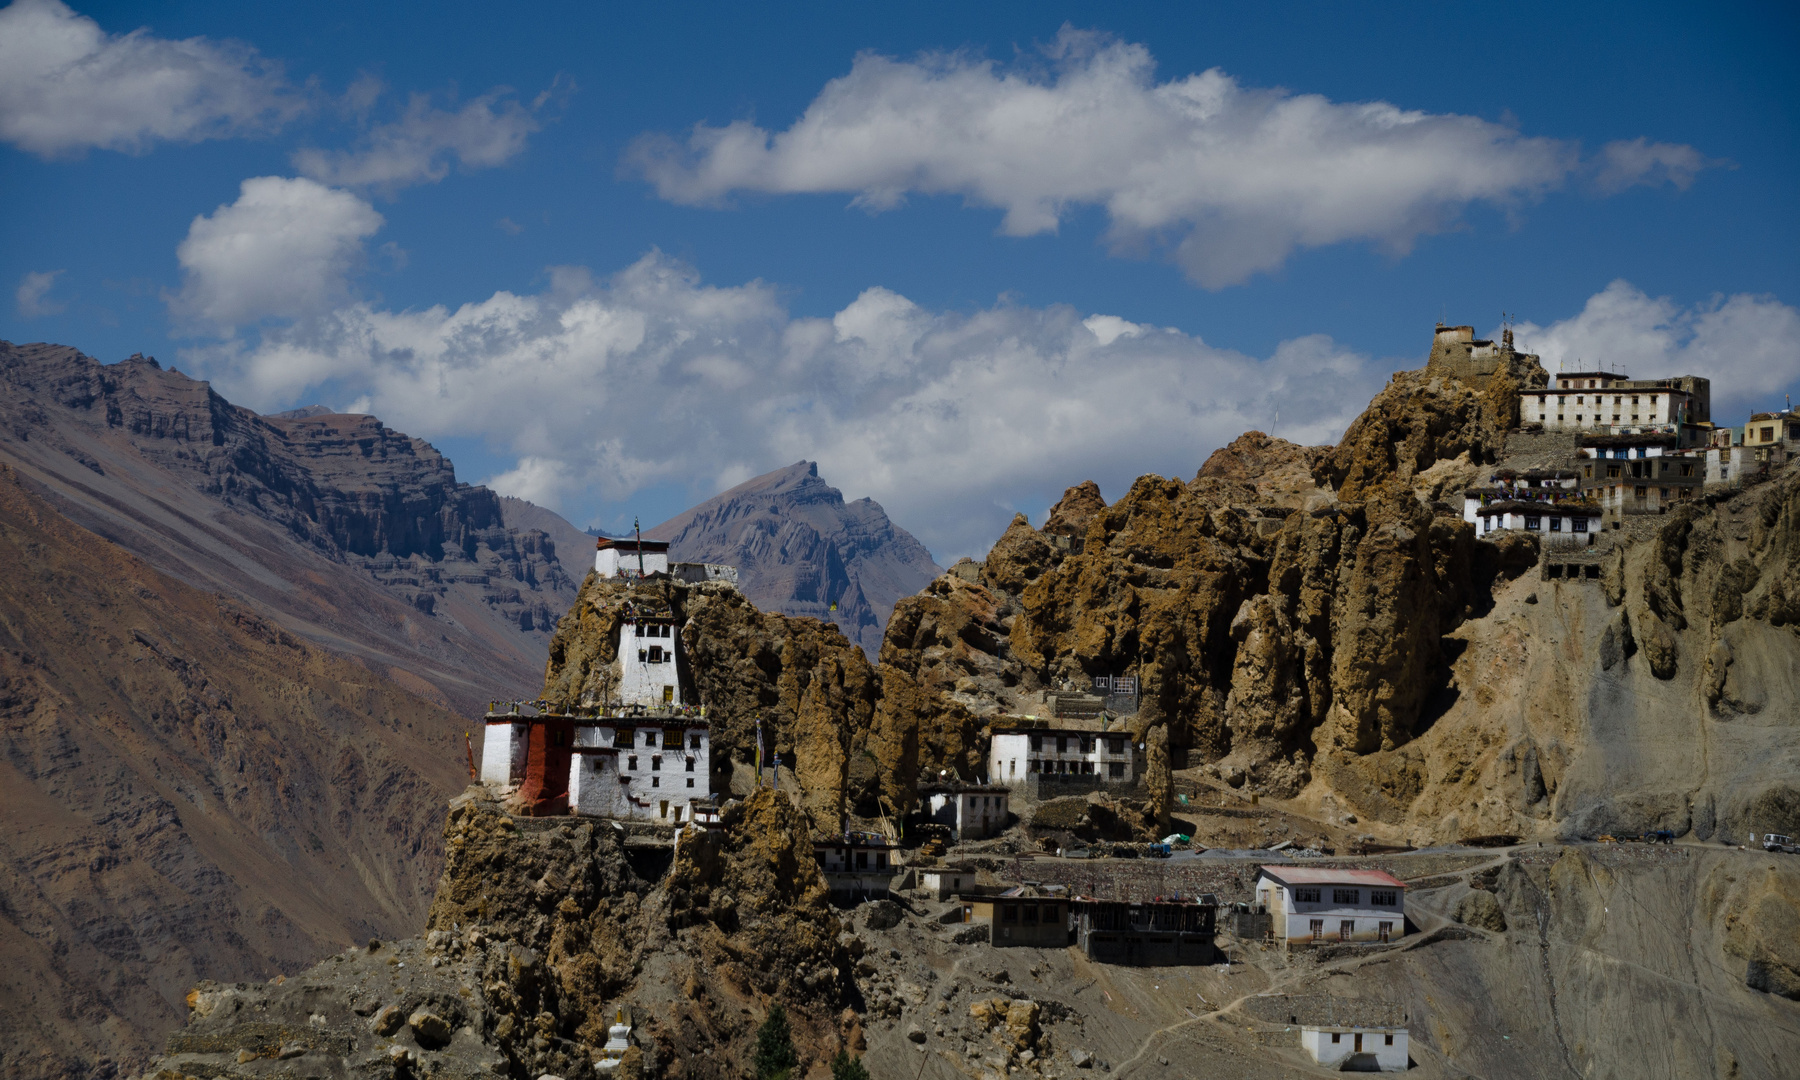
[0,464,467,1079]
[647,461,943,659]
[0,341,581,714]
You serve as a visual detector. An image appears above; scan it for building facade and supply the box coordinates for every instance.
[1470,500,1601,541]
[596,537,670,578]
[1254,867,1407,946]
[815,833,895,903]
[619,616,683,708]
[481,704,712,823]
[1300,1026,1408,1072]
[1524,372,1710,437]
[959,887,1069,947]
[1070,897,1218,966]
[920,784,1012,840]
[989,727,1141,785]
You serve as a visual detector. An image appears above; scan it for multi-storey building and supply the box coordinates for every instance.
[988,725,1141,785]
[1523,371,1710,443]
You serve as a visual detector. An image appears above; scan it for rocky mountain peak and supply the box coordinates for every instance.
[646,461,942,658]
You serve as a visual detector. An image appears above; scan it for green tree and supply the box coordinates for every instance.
[753,1002,799,1080]
[830,1049,871,1080]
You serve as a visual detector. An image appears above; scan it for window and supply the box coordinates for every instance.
[1340,920,1355,941]
[1606,465,1621,478]
[1056,735,1069,753]
[1027,760,1039,773]
[877,853,888,870]
[1333,888,1358,904]
[1082,761,1095,775]
[1576,415,1584,422]
[1631,396,1639,405]
[1636,486,1647,498]
[1385,1034,1395,1046]
[690,732,701,749]
[652,757,661,771]
[1557,396,1566,405]
[1109,736,1126,755]
[1524,515,1541,530]
[1109,762,1125,779]
[1080,735,1094,753]
[1550,517,1562,532]
[628,755,639,770]
[1763,427,1776,442]
[651,776,659,788]
[1310,919,1324,940]
[1330,1033,1341,1044]
[855,851,868,869]
[1577,396,1585,404]
[1028,734,1041,752]
[1371,890,1397,906]
[1573,518,1588,533]
[685,757,695,771]
[644,731,657,747]
[686,778,694,788]
[1003,904,1018,923]
[1023,904,1039,924]
[1295,888,1321,903]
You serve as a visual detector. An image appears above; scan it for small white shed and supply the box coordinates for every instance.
[1300,1025,1407,1071]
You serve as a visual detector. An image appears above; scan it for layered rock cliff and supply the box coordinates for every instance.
[647,461,942,659]
[0,341,582,713]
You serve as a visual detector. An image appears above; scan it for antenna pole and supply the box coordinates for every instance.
[635,515,644,578]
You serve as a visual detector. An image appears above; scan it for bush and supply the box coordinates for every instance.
[831,1049,871,1080]
[753,1003,799,1080]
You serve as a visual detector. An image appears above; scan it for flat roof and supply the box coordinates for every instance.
[1476,500,1600,515]
[920,783,1012,794]
[1257,866,1407,889]
[596,537,670,552]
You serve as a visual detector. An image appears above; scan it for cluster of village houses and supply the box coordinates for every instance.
[1429,323,1800,542]
[482,533,1427,1070]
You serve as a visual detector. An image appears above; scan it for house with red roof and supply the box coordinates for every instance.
[1253,866,1406,946]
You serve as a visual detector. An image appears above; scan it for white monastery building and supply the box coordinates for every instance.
[919,784,1012,840]
[989,726,1142,784]
[620,616,682,708]
[596,537,670,578]
[1254,866,1407,946]
[1522,371,1711,440]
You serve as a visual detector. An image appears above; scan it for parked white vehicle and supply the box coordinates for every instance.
[1763,834,1796,854]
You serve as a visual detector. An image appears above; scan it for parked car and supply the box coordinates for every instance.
[1764,834,1796,854]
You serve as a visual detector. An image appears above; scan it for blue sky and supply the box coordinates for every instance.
[3,0,1797,558]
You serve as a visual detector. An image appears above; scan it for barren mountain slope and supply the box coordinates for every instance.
[0,341,580,714]
[0,464,466,1079]
[647,461,942,658]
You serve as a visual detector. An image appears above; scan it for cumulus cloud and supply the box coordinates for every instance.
[170,176,384,330]
[628,28,1714,288]
[15,268,65,316]
[293,88,544,192]
[180,252,1380,558]
[0,0,303,156]
[1511,280,1800,413]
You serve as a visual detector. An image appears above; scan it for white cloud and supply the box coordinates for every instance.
[15,268,64,316]
[180,251,1380,559]
[1593,137,1716,194]
[1511,280,1800,415]
[293,89,541,192]
[628,28,1708,288]
[0,0,303,156]
[171,176,384,330]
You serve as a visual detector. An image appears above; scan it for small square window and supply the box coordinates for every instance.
[689,732,701,749]
[651,777,660,788]
[1385,1035,1394,1046]
[686,778,694,788]
[628,756,639,770]
[1331,1033,1341,1044]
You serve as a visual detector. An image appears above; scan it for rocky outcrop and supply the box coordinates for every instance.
[145,785,855,1079]
[647,461,942,659]
[540,573,879,824]
[0,464,466,1079]
[0,340,581,714]
[874,333,1550,821]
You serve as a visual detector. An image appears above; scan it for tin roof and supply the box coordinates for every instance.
[1256,866,1407,889]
